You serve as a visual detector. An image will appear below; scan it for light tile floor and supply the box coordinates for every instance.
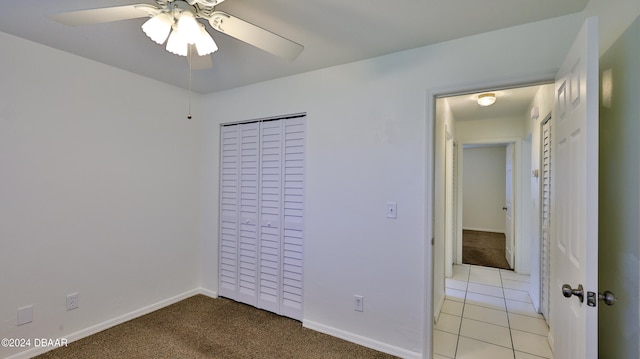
[434,264,553,359]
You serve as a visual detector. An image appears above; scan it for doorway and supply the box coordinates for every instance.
[432,82,554,358]
[460,143,513,270]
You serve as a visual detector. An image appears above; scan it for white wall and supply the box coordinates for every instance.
[198,13,584,358]
[434,98,456,319]
[0,33,202,358]
[580,0,640,354]
[457,116,526,141]
[462,146,506,232]
[597,14,640,359]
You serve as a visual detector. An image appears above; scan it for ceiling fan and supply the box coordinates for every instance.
[48,0,304,69]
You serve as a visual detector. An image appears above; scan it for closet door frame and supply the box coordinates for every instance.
[218,114,306,321]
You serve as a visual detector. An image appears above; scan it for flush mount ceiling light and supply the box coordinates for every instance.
[477,93,497,107]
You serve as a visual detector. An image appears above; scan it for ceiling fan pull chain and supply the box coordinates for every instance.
[187,45,193,119]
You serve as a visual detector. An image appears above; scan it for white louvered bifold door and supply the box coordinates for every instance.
[238,122,260,306]
[219,116,305,321]
[281,118,305,320]
[257,120,284,314]
[219,125,240,299]
[540,119,552,323]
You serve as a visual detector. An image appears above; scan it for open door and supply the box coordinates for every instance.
[504,143,514,268]
[444,129,454,277]
[549,17,599,358]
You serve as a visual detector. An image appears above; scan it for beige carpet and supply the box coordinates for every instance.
[35,295,398,359]
[462,230,511,270]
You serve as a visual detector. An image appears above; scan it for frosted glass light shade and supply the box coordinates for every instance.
[176,11,200,44]
[195,25,218,56]
[166,29,188,56]
[141,13,173,45]
[477,93,496,107]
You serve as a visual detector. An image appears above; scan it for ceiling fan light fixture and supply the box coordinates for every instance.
[141,12,173,45]
[166,27,189,56]
[176,11,201,44]
[195,24,218,56]
[477,93,497,107]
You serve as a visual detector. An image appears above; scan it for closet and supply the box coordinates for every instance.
[219,115,306,321]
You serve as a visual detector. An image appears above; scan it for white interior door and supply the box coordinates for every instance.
[444,131,454,277]
[505,143,514,268]
[550,17,599,358]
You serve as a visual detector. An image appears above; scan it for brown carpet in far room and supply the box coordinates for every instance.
[462,230,511,270]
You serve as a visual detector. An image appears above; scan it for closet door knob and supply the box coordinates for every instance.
[562,284,584,302]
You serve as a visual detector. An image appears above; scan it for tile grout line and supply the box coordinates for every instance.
[499,269,517,359]
[453,266,471,358]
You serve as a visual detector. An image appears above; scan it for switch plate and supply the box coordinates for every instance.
[354,295,364,312]
[386,202,397,219]
[17,305,33,326]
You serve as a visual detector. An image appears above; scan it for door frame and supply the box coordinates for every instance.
[426,76,555,358]
[455,138,520,269]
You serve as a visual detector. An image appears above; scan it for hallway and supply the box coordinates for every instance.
[434,265,553,359]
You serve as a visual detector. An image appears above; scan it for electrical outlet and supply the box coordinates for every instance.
[66,293,79,311]
[354,295,364,312]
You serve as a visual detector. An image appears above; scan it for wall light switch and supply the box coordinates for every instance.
[386,202,397,219]
[354,295,364,312]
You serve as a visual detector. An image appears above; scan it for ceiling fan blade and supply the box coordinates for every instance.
[187,45,214,70]
[49,4,157,27]
[209,11,303,61]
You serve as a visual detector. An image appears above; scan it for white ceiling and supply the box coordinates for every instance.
[445,84,549,122]
[0,0,588,95]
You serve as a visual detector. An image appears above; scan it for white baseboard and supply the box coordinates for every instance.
[302,319,422,359]
[433,292,445,325]
[7,288,205,359]
[8,289,420,359]
[198,288,218,299]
